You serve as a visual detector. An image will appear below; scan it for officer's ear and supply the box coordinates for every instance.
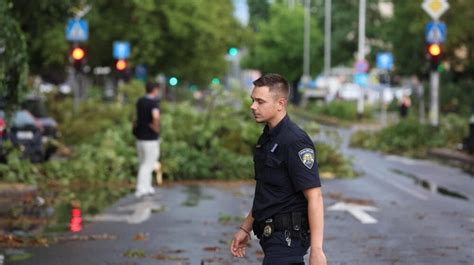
[277,96,287,111]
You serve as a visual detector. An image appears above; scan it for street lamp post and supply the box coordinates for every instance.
[302,0,311,86]
[324,0,332,76]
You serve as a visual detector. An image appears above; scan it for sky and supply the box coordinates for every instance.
[233,0,249,25]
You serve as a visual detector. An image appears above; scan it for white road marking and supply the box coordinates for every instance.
[86,199,163,224]
[328,202,378,224]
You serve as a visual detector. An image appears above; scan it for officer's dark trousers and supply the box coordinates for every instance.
[260,231,310,265]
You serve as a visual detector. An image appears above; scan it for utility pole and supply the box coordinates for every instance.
[324,0,332,76]
[356,0,366,119]
[288,0,295,9]
[429,71,440,126]
[357,0,366,62]
[302,0,311,85]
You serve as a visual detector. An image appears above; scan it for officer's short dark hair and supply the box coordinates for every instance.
[145,81,160,93]
[253,73,290,100]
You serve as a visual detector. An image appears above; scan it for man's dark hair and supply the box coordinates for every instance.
[145,81,160,93]
[253,73,290,100]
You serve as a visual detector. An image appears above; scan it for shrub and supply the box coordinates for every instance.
[307,100,374,121]
[350,114,468,157]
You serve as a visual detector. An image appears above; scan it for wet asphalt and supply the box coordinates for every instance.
[8,127,474,265]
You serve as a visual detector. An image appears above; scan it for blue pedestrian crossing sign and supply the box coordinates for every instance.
[425,21,446,44]
[113,41,131,59]
[66,19,89,42]
[376,52,393,70]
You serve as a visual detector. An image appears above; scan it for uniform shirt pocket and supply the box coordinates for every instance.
[264,155,287,186]
[254,150,266,180]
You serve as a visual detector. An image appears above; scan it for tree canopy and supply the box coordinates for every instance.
[243,2,323,83]
[9,0,246,86]
[0,0,28,112]
[5,0,474,89]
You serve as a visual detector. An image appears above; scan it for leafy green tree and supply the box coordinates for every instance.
[9,0,79,83]
[0,0,28,113]
[248,0,270,31]
[243,2,323,83]
[443,1,474,79]
[384,1,426,76]
[151,0,245,85]
[313,0,389,68]
[385,1,474,79]
[10,0,245,86]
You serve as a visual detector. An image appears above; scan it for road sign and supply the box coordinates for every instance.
[422,0,449,20]
[376,52,394,70]
[354,59,369,73]
[113,41,130,59]
[354,73,369,87]
[66,19,89,42]
[425,21,446,44]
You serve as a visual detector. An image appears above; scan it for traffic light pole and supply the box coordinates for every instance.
[429,70,440,126]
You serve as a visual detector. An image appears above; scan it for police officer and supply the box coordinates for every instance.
[230,74,327,265]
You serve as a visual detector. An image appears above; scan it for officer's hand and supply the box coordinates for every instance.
[230,229,249,258]
[309,248,327,265]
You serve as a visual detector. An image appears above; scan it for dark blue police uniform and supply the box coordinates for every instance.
[252,115,321,265]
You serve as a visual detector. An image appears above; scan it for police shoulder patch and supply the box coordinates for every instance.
[298,148,315,169]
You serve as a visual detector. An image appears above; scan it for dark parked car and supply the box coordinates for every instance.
[22,96,60,159]
[0,110,45,163]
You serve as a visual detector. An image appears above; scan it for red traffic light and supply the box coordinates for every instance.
[428,44,441,57]
[115,59,127,71]
[71,47,85,61]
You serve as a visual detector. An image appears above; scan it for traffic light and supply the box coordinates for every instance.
[115,59,127,71]
[71,47,85,61]
[169,77,178,86]
[427,43,442,71]
[228,47,238,56]
[114,59,130,81]
[70,46,87,72]
[211,78,220,85]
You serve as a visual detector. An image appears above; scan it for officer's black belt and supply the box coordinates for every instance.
[253,212,309,239]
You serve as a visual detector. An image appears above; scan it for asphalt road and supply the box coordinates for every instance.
[10,128,474,265]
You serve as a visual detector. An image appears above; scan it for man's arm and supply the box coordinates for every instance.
[303,187,327,265]
[230,209,254,258]
[149,109,160,134]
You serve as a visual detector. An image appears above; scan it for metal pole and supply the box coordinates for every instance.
[288,0,295,9]
[357,0,366,119]
[429,71,440,126]
[419,84,425,123]
[357,0,366,61]
[324,0,331,76]
[303,0,311,84]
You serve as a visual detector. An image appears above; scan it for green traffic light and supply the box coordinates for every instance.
[211,78,220,85]
[169,77,178,86]
[437,64,445,73]
[228,47,238,56]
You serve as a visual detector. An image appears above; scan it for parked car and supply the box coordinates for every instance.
[0,110,45,163]
[21,96,60,160]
